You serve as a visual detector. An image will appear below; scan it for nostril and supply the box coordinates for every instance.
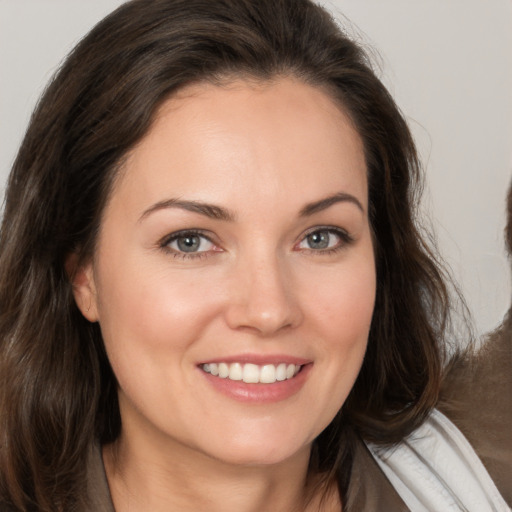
[224,302,300,336]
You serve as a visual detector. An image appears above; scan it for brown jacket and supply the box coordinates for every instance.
[438,315,512,507]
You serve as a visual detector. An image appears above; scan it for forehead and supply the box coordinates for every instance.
[111,77,367,218]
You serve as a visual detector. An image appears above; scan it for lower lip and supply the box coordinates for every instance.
[200,364,312,403]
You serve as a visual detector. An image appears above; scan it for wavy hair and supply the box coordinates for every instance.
[0,0,456,509]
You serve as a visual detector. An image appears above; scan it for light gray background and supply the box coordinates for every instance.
[1,0,511,337]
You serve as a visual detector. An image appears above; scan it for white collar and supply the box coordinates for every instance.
[366,408,511,511]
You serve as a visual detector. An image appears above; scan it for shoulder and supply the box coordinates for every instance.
[367,408,511,511]
[359,323,512,511]
[439,317,512,506]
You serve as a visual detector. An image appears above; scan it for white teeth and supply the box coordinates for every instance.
[276,363,287,381]
[229,362,243,381]
[218,362,229,378]
[260,364,276,384]
[242,363,260,383]
[202,362,303,384]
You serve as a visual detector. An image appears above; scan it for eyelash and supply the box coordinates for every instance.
[297,226,354,255]
[159,229,217,260]
[159,226,354,260]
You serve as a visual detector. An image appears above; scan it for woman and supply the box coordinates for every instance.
[0,1,507,510]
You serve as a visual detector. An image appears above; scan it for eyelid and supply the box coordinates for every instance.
[160,229,213,246]
[295,225,354,252]
[159,229,222,259]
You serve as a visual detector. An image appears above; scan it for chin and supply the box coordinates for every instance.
[198,428,313,468]
[211,446,308,468]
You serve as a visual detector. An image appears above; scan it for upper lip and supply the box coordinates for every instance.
[198,354,311,366]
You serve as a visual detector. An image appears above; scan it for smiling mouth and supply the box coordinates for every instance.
[201,362,302,384]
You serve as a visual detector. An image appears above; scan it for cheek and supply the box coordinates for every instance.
[293,257,375,437]
[304,254,375,382]
[305,260,376,343]
[95,263,225,362]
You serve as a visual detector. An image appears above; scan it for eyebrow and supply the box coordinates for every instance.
[139,198,236,223]
[299,192,364,217]
[139,191,363,223]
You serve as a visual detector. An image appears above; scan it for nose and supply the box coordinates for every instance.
[224,254,304,336]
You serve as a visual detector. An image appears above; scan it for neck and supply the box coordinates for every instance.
[103,416,341,512]
[103,430,338,512]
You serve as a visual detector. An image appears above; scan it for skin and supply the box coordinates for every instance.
[73,77,376,512]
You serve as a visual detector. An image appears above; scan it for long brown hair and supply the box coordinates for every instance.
[0,0,458,509]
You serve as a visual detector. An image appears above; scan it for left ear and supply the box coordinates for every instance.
[66,253,99,322]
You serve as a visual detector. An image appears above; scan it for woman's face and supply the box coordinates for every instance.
[75,78,376,466]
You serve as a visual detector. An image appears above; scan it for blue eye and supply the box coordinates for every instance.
[297,228,351,252]
[305,230,334,249]
[164,231,216,255]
